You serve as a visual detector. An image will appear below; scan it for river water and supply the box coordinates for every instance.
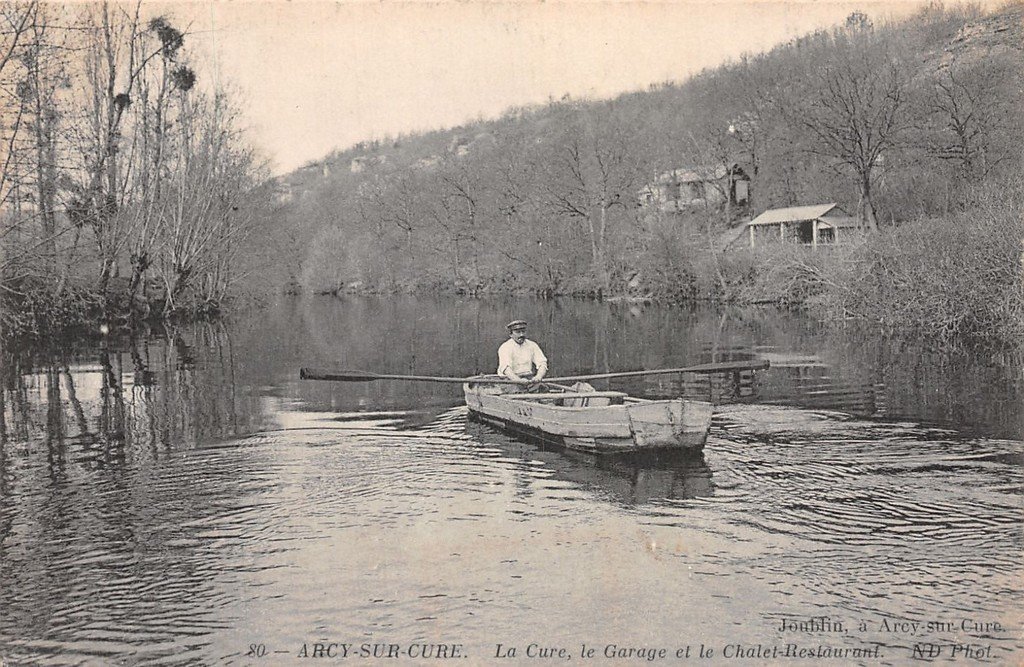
[0,296,1021,666]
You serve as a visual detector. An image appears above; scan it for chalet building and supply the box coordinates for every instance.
[745,203,860,248]
[639,164,750,213]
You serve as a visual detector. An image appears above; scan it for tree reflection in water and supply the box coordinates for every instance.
[1,297,1021,485]
[0,322,267,466]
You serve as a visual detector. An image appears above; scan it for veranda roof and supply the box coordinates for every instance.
[748,203,843,226]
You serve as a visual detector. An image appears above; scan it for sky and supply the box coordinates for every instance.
[168,1,948,175]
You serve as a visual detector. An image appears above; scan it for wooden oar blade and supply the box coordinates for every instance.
[299,368,524,384]
[299,368,381,382]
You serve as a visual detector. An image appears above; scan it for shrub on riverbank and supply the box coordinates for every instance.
[725,247,845,306]
[636,232,847,306]
[0,281,95,335]
[823,183,1024,344]
[634,181,1024,348]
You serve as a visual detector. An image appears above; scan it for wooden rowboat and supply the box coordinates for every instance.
[300,361,768,454]
[463,375,713,455]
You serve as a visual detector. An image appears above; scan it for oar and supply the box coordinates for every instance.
[300,359,768,384]
[299,368,523,384]
[544,359,769,383]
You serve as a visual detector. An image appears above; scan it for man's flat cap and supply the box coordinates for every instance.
[506,319,528,330]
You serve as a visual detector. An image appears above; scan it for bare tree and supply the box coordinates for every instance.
[923,53,1023,181]
[0,1,36,206]
[542,105,642,294]
[155,92,261,312]
[0,1,37,294]
[23,5,63,272]
[61,3,188,310]
[789,27,910,230]
[433,154,487,287]
[494,137,573,293]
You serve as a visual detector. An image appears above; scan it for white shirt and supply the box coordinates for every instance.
[497,338,548,378]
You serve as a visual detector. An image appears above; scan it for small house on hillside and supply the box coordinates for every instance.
[745,203,859,248]
[638,164,750,214]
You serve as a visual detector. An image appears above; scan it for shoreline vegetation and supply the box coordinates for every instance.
[0,3,274,335]
[2,3,1022,347]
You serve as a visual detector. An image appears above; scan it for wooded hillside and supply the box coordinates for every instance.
[266,2,1022,322]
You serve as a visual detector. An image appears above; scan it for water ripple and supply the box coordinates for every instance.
[2,401,1022,663]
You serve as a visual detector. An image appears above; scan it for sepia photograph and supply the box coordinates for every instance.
[0,0,1021,664]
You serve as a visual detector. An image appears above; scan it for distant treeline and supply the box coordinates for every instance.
[0,2,272,334]
[273,2,1022,344]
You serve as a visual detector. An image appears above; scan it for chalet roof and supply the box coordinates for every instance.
[748,203,851,226]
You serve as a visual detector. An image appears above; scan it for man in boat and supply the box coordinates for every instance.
[497,319,548,389]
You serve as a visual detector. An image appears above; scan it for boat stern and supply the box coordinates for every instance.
[626,400,712,450]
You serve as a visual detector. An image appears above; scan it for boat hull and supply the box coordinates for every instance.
[464,378,712,454]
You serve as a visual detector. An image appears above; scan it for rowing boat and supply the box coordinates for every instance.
[300,362,766,453]
[463,375,713,454]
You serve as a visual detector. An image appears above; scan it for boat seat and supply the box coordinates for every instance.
[565,397,610,407]
[499,379,625,407]
[501,391,622,397]
[502,391,627,401]
[563,380,611,407]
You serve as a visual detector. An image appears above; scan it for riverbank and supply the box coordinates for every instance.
[5,181,1020,350]
[0,276,263,342]
[638,199,1024,347]
[303,191,1024,349]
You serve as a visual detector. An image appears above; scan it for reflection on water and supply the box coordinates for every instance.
[1,296,1022,664]
[464,419,715,505]
[0,325,269,453]
[4,297,1019,446]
